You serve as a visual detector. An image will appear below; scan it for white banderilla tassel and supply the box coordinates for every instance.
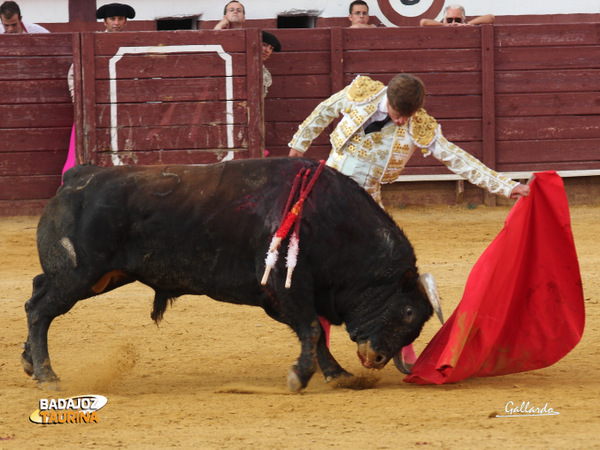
[285,232,300,288]
[269,236,283,252]
[261,236,280,286]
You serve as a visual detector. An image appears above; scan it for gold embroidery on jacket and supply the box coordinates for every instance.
[409,109,438,147]
[346,76,386,104]
[350,109,366,125]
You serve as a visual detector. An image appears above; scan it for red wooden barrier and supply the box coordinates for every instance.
[75,29,263,167]
[1,24,599,214]
[0,33,73,214]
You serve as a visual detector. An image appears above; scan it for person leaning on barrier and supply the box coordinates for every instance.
[68,3,135,100]
[261,31,281,98]
[96,2,136,32]
[214,1,245,30]
[0,1,49,34]
[63,2,135,183]
[420,4,494,27]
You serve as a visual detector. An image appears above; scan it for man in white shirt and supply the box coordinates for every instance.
[0,1,49,34]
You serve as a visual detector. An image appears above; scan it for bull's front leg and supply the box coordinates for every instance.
[315,330,353,383]
[287,318,320,392]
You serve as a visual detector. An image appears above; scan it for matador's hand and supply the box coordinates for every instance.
[510,184,530,199]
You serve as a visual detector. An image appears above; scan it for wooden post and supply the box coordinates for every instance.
[69,0,96,22]
[71,32,84,165]
[81,32,97,164]
[330,27,344,94]
[246,28,264,158]
[481,24,496,206]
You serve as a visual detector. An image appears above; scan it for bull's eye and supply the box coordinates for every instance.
[404,306,414,319]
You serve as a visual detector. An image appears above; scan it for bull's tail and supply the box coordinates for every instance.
[151,290,177,325]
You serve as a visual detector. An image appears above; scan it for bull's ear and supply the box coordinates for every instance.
[399,268,418,292]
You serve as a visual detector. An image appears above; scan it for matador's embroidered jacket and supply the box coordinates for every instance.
[288,75,517,206]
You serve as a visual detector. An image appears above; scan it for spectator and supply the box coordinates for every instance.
[348,0,376,28]
[68,3,135,100]
[262,31,280,98]
[214,1,245,30]
[96,2,136,32]
[0,1,49,34]
[420,4,494,27]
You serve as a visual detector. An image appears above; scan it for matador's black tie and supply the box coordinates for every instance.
[364,114,391,134]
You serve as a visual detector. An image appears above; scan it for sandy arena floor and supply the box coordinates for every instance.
[1,204,598,448]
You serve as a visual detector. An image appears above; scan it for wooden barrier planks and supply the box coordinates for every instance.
[493,23,600,173]
[81,29,260,165]
[0,33,73,212]
[1,24,599,214]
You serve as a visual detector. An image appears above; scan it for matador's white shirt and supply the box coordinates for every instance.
[289,75,517,206]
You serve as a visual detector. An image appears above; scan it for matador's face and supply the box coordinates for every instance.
[387,101,410,126]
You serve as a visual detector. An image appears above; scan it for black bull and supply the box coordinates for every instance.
[22,158,435,391]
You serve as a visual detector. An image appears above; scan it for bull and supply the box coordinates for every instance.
[22,158,441,391]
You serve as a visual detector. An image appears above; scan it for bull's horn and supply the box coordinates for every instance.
[393,354,413,375]
[419,273,444,324]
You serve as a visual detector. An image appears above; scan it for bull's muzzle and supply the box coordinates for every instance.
[356,341,388,370]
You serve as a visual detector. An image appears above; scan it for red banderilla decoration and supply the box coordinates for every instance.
[261,160,326,287]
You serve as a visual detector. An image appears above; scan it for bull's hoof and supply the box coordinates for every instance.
[324,370,353,384]
[287,369,302,393]
[21,344,34,377]
[37,379,62,391]
[21,355,34,378]
[286,361,307,393]
[33,366,61,390]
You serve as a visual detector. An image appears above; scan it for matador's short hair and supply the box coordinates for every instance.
[386,74,426,118]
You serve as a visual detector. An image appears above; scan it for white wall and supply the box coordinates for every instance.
[14,0,68,22]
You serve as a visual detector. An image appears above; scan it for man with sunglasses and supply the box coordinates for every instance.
[420,4,494,27]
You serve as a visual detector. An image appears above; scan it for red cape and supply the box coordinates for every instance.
[405,171,585,385]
